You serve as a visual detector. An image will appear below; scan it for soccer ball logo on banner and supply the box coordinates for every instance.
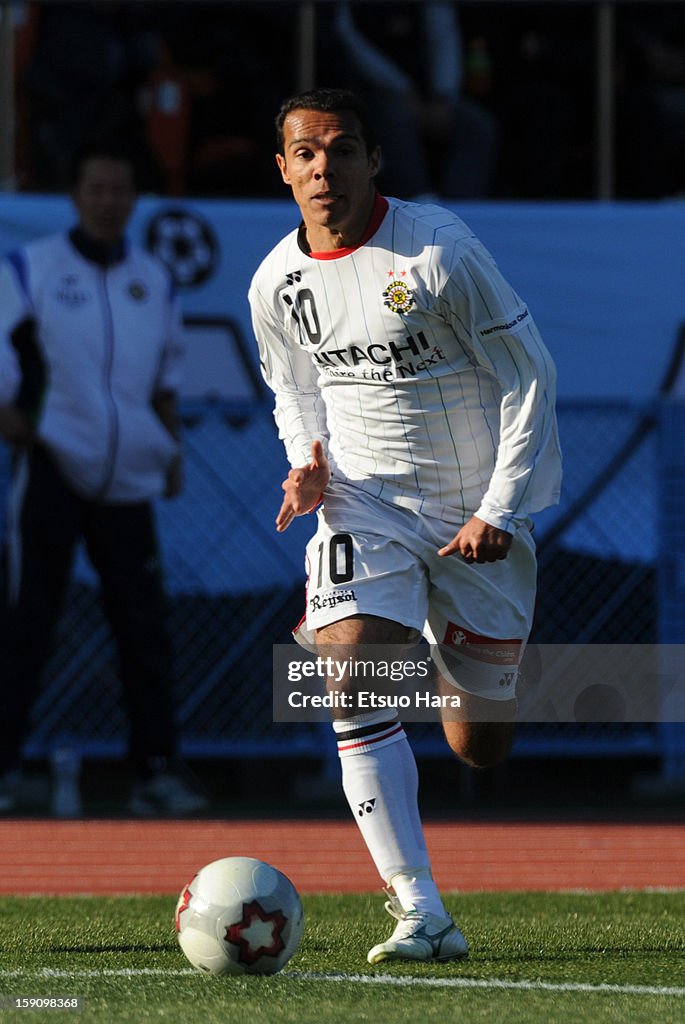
[146,209,219,288]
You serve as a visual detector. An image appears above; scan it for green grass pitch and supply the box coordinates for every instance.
[0,891,683,1023]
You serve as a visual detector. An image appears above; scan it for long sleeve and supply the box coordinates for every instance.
[436,243,562,530]
[0,332,20,405]
[156,286,186,396]
[0,256,31,405]
[249,279,329,469]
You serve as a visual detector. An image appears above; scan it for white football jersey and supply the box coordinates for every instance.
[249,197,561,531]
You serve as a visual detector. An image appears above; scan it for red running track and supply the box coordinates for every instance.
[0,820,683,895]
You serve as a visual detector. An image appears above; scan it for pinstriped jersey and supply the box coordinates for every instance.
[249,197,561,531]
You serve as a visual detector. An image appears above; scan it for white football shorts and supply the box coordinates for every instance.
[294,480,537,700]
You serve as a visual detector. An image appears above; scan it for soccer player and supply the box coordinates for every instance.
[249,88,561,964]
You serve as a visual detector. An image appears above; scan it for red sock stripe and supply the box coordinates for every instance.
[336,723,405,754]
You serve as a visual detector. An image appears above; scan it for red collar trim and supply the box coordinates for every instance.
[308,194,389,260]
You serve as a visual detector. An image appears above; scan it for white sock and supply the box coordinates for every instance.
[334,712,447,918]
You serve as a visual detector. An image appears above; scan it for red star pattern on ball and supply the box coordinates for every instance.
[224,900,287,965]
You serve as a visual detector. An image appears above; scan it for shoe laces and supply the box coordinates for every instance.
[382,888,427,925]
[382,888,406,920]
[382,888,453,940]
[383,902,436,946]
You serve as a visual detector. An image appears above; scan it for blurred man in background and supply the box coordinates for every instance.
[0,140,206,817]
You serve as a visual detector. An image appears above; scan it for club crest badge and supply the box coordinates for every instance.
[383,275,414,314]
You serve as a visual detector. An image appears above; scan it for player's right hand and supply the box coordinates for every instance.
[276,439,330,532]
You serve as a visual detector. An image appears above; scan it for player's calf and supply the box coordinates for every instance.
[442,717,516,768]
[434,660,518,767]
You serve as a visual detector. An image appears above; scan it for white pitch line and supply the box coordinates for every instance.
[289,971,685,998]
[0,968,197,979]
[0,967,683,997]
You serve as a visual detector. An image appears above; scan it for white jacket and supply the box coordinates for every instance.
[0,231,184,502]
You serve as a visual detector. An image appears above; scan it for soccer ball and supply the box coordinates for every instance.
[175,856,304,975]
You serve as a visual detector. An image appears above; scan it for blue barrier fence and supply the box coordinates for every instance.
[1,393,681,774]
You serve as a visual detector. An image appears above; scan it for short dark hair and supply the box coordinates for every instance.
[69,138,140,188]
[275,88,377,155]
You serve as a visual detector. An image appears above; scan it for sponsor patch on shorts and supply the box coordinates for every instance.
[308,588,357,613]
[442,622,522,665]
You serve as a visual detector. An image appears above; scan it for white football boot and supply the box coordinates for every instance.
[367,892,469,965]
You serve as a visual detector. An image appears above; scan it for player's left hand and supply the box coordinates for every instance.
[438,515,513,563]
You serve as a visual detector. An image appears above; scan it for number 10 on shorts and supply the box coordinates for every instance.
[316,533,354,587]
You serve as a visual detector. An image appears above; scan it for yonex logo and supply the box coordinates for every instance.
[285,271,302,286]
[358,799,376,817]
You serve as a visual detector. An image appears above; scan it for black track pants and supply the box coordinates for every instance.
[0,445,177,773]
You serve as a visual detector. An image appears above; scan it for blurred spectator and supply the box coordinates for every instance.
[20,2,164,192]
[9,2,40,191]
[466,3,594,199]
[137,36,193,196]
[12,1,682,202]
[616,8,685,197]
[0,140,206,816]
[142,2,295,196]
[324,2,498,200]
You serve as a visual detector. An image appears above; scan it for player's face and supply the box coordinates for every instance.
[72,157,136,245]
[276,108,380,248]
